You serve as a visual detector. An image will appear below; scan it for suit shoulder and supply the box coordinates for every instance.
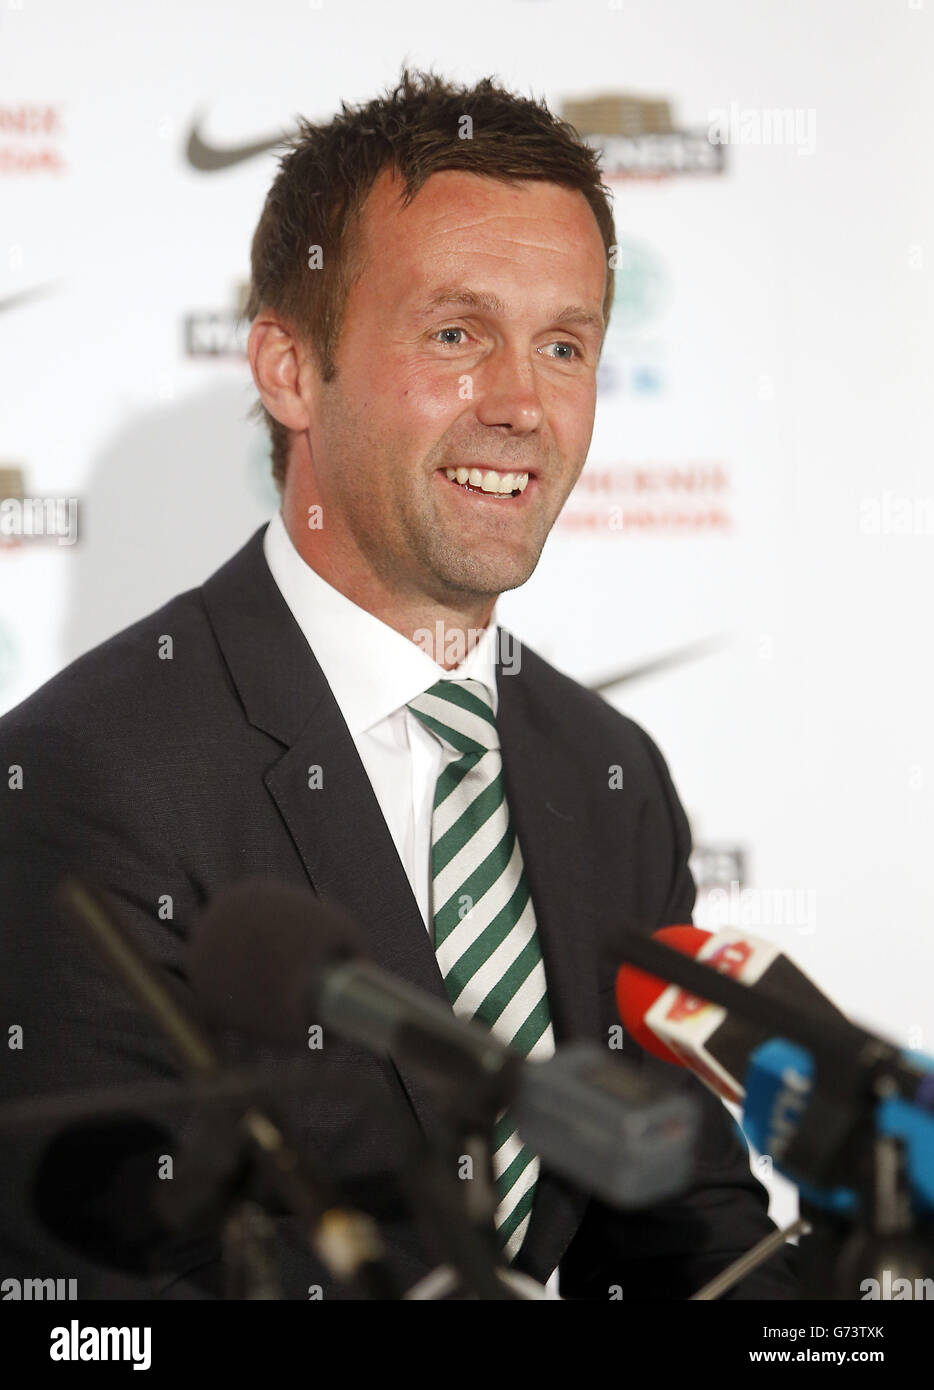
[0,582,212,751]
[508,634,661,758]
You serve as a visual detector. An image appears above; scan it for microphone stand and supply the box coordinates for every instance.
[801,1111,934,1300]
[398,1128,514,1300]
[690,1217,811,1300]
[221,1201,282,1301]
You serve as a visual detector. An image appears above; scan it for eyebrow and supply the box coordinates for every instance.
[414,286,605,338]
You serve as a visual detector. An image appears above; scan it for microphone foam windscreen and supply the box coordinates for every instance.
[188,878,365,1047]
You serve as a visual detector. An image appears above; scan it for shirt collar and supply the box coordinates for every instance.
[262,509,500,735]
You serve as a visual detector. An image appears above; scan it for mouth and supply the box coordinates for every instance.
[436,465,535,501]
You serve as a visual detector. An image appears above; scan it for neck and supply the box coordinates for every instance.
[279,503,496,672]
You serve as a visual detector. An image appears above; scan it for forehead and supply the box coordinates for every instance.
[354,166,607,304]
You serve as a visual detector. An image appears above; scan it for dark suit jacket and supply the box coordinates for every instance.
[0,524,798,1299]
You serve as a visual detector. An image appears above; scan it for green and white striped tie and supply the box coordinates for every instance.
[407,677,555,1260]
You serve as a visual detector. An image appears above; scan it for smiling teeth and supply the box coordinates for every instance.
[445,467,529,494]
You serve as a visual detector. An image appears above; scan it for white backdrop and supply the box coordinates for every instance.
[2,0,932,1231]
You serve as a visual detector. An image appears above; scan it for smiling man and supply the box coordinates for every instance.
[250,166,606,640]
[0,69,798,1299]
[248,157,611,656]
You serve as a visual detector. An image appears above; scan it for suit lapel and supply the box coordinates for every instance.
[263,727,456,1148]
[201,526,452,1145]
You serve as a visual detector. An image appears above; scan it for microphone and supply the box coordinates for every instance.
[615,924,847,1103]
[189,879,701,1210]
[615,925,934,1213]
[742,1037,934,1217]
[615,926,934,1301]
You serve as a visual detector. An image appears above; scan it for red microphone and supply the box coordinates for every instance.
[615,925,844,1104]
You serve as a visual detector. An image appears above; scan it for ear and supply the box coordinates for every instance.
[247,314,315,432]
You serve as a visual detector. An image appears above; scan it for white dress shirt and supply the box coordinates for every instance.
[262,508,500,931]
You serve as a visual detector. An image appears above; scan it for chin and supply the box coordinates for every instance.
[439,554,540,599]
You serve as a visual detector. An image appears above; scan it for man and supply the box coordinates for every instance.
[0,69,798,1299]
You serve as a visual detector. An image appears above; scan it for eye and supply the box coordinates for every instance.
[432,326,470,347]
[541,341,580,361]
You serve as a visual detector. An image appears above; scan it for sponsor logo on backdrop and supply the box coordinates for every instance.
[0,282,60,316]
[691,835,761,931]
[559,461,734,534]
[689,829,815,934]
[0,105,66,174]
[183,94,725,182]
[184,282,251,358]
[185,113,288,172]
[560,93,726,180]
[691,839,747,897]
[597,236,669,400]
[589,635,726,695]
[606,237,668,334]
[182,292,278,504]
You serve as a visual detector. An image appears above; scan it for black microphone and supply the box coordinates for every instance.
[189,878,700,1210]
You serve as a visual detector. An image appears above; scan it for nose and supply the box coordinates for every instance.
[471,342,545,434]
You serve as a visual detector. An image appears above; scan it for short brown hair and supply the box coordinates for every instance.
[245,67,617,492]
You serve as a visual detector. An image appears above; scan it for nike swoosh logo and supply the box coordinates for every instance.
[589,635,727,692]
[185,113,291,171]
[0,282,59,315]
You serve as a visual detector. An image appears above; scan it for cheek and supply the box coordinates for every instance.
[394,362,471,429]
[548,379,597,452]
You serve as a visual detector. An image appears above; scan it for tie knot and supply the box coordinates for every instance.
[407,678,499,755]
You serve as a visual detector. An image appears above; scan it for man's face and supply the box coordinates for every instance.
[296,167,607,607]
